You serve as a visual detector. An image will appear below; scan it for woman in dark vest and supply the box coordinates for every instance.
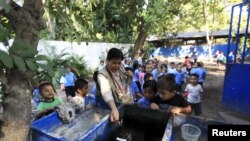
[97,48,132,123]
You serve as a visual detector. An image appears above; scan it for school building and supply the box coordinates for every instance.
[147,29,250,59]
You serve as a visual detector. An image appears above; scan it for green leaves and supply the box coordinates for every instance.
[10,41,38,58]
[35,55,48,61]
[25,60,37,72]
[0,0,12,13]
[12,55,26,72]
[0,41,42,72]
[0,26,9,42]
[0,50,13,69]
[0,51,42,72]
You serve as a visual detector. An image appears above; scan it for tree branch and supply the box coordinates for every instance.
[0,0,21,20]
[23,0,44,17]
[0,69,9,94]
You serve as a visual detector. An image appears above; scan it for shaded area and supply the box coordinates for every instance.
[201,63,225,120]
[105,105,171,141]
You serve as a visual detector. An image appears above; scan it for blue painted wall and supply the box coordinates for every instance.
[152,43,250,58]
[222,64,250,116]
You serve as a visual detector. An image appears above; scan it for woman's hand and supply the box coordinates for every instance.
[107,100,119,122]
[110,108,119,122]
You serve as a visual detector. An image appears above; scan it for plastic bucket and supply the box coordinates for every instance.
[181,124,201,141]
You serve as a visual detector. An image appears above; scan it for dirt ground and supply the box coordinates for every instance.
[198,62,226,120]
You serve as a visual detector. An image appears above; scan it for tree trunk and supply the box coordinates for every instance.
[0,0,45,140]
[1,71,32,141]
[132,24,149,60]
[202,0,213,62]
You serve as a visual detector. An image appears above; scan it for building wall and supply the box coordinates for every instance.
[152,43,250,59]
[0,40,133,70]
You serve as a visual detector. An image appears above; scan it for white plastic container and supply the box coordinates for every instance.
[181,124,201,141]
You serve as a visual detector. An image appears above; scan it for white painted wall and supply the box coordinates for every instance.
[0,40,133,70]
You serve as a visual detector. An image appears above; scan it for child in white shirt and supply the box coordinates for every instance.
[185,73,203,115]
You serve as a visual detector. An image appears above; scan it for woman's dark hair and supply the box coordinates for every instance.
[39,82,56,94]
[106,48,124,61]
[74,78,88,92]
[143,80,157,94]
[157,75,176,92]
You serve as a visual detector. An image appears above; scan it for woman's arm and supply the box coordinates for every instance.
[97,74,114,102]
[97,74,119,122]
[107,100,119,122]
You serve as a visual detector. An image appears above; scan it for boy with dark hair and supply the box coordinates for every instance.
[151,75,191,114]
[185,73,203,116]
[137,80,157,108]
[37,82,62,112]
[125,67,142,102]
[72,78,89,110]
[144,73,154,82]
[168,62,176,74]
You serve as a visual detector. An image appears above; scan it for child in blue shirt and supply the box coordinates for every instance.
[85,71,98,108]
[63,64,77,97]
[137,80,157,108]
[125,67,142,102]
[132,62,142,94]
[168,62,176,74]
[174,63,186,94]
[141,63,152,90]
[32,81,42,107]
[190,62,206,87]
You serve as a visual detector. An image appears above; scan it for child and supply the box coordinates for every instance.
[141,63,152,87]
[72,78,89,110]
[63,64,77,97]
[137,80,157,108]
[85,71,98,108]
[151,61,159,81]
[36,82,63,112]
[98,60,105,70]
[183,56,192,74]
[190,62,206,87]
[174,63,186,94]
[125,67,142,102]
[138,65,145,86]
[144,73,154,82]
[159,64,168,76]
[32,81,42,107]
[168,62,176,74]
[151,75,191,115]
[132,61,142,94]
[185,74,203,116]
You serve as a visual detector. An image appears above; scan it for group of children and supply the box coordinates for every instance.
[126,59,206,116]
[32,73,97,115]
[32,58,206,119]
